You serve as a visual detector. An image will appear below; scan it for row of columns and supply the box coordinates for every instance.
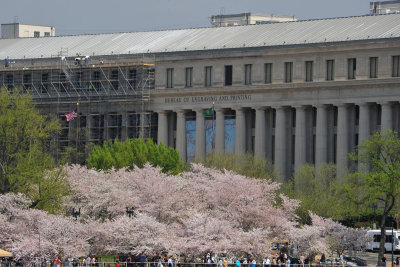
[157,102,395,179]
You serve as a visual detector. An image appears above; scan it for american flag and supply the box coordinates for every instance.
[65,108,78,122]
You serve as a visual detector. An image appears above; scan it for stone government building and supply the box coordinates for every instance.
[1,14,400,179]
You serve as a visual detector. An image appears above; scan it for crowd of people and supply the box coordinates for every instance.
[0,246,352,267]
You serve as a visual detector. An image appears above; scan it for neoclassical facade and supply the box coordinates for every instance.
[1,14,400,179]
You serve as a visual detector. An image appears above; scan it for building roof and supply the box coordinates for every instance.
[1,13,400,60]
[211,12,295,19]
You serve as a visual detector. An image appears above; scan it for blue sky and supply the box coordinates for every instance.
[1,0,372,35]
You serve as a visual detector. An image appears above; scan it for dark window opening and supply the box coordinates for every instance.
[225,65,233,86]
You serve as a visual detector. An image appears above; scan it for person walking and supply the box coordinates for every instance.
[168,256,174,267]
[382,255,387,267]
[251,258,256,267]
[340,252,344,267]
[299,254,305,267]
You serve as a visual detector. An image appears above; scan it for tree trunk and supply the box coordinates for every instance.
[377,201,388,266]
[378,195,395,266]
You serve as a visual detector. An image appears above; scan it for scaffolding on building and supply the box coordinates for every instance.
[0,54,156,142]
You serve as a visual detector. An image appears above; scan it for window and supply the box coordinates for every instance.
[392,56,400,77]
[284,62,293,83]
[166,68,174,88]
[44,32,50,37]
[93,71,101,90]
[305,61,313,82]
[185,67,193,88]
[225,65,233,86]
[34,31,40,38]
[5,74,13,90]
[128,69,137,89]
[348,58,356,79]
[23,74,31,84]
[111,70,118,80]
[264,63,272,84]
[326,60,335,81]
[370,57,378,78]
[205,66,212,87]
[245,64,252,85]
[111,70,118,90]
[41,73,48,93]
[93,71,100,80]
[22,74,31,91]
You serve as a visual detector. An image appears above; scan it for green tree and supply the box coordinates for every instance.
[194,152,277,180]
[349,130,400,266]
[0,88,66,212]
[87,138,186,174]
[283,164,344,224]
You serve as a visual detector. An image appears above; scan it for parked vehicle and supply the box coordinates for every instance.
[366,229,400,252]
[344,256,367,266]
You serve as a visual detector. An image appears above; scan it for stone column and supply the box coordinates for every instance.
[358,103,371,147]
[381,102,393,131]
[176,110,187,162]
[254,107,267,158]
[168,113,175,147]
[358,103,370,171]
[215,108,225,153]
[337,104,349,177]
[195,109,206,159]
[294,106,307,171]
[274,106,287,179]
[157,111,168,146]
[234,108,246,154]
[315,105,329,168]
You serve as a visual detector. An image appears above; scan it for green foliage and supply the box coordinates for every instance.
[347,130,400,214]
[31,167,71,214]
[283,164,344,223]
[347,130,400,265]
[194,152,277,180]
[87,138,186,174]
[0,88,60,192]
[0,88,70,213]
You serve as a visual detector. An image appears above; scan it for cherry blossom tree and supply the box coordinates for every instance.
[0,163,370,263]
[0,193,88,264]
[307,212,370,255]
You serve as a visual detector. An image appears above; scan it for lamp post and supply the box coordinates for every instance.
[126,206,135,218]
[392,221,394,267]
[76,102,80,163]
[212,102,215,150]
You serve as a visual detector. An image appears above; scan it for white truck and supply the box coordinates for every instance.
[366,229,400,252]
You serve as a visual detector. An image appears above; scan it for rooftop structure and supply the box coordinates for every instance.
[370,1,400,14]
[1,23,55,39]
[210,12,296,26]
[0,13,399,60]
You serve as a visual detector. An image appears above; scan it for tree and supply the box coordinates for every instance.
[283,164,345,223]
[87,138,186,174]
[62,163,300,256]
[194,152,277,180]
[349,130,400,266]
[0,88,63,210]
[1,164,368,263]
